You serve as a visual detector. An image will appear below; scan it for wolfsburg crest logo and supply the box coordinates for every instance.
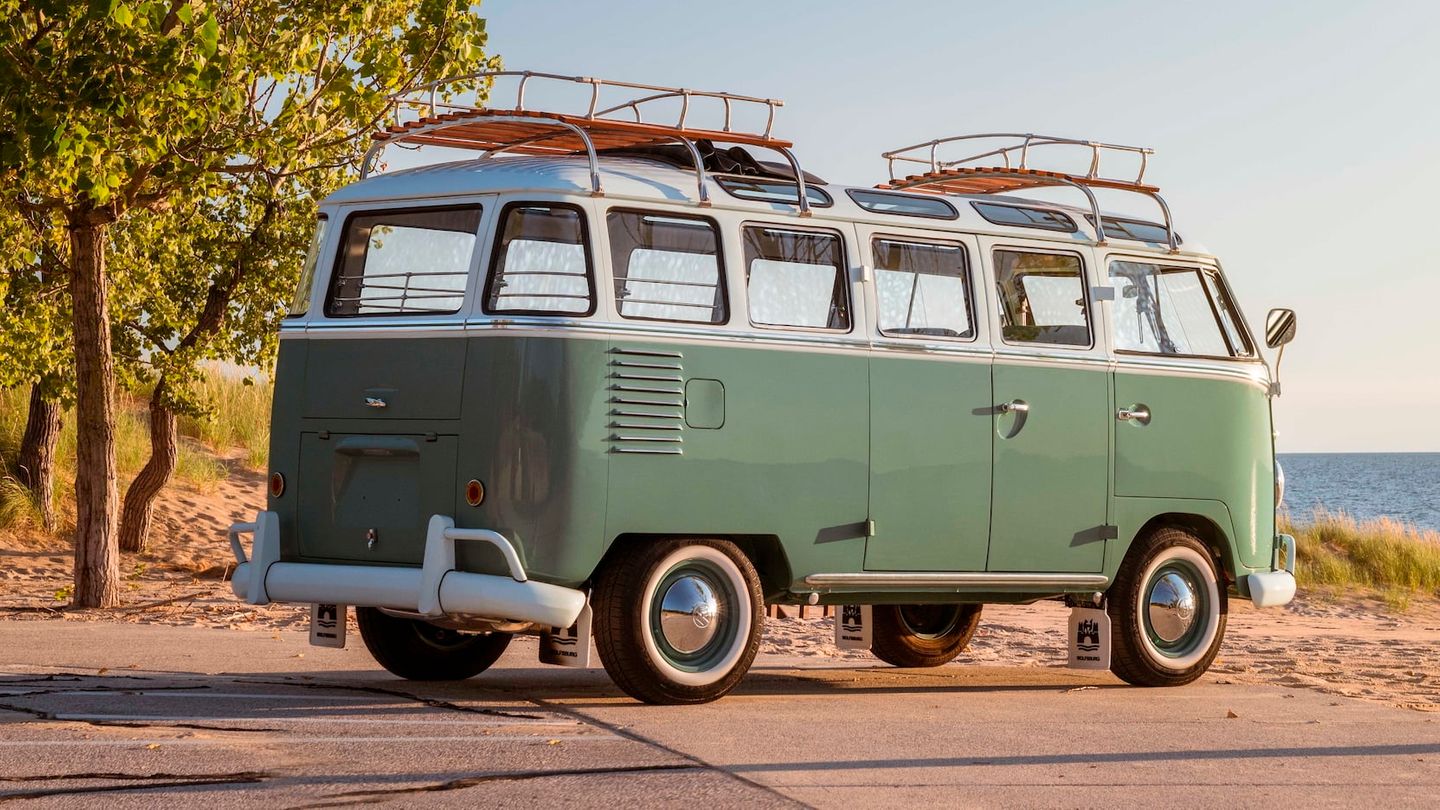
[1076,618,1100,652]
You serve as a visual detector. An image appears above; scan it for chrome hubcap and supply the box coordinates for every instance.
[1147,570,1199,644]
[658,575,720,654]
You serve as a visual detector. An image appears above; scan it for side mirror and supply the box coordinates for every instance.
[1265,308,1297,349]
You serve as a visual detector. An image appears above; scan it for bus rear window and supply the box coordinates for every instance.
[485,204,595,316]
[325,206,479,317]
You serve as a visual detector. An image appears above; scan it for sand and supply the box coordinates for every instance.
[2,467,1437,712]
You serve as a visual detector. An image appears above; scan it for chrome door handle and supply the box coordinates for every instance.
[998,399,1030,415]
[365,397,388,409]
[1117,405,1151,424]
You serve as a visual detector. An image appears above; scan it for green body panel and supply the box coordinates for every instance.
[1113,369,1275,569]
[265,331,1276,600]
[453,335,612,584]
[1108,496,1263,588]
[864,353,991,571]
[988,361,1111,573]
[603,338,871,583]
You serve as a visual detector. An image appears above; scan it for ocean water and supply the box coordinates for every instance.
[1278,452,1440,532]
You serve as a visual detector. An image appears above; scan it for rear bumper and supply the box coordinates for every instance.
[227,513,587,629]
[1245,533,1297,608]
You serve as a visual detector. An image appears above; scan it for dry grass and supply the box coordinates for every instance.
[1285,508,1440,607]
[0,370,271,533]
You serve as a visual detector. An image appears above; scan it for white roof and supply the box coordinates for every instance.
[324,155,1207,256]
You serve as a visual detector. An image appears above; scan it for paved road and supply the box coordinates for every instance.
[0,622,1436,807]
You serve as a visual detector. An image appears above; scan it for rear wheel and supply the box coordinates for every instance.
[1107,527,1227,687]
[594,539,764,705]
[356,607,512,681]
[871,604,983,668]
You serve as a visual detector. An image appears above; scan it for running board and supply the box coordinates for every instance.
[802,572,1109,594]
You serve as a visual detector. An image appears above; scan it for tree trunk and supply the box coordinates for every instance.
[67,216,119,608]
[16,383,63,530]
[119,377,178,554]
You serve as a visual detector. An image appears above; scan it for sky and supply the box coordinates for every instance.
[472,0,1440,452]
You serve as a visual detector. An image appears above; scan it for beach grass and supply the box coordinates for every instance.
[1284,508,1440,605]
[0,371,271,532]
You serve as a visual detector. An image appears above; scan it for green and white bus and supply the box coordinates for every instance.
[228,72,1298,704]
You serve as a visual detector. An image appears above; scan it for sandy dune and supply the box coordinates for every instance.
[2,471,1437,713]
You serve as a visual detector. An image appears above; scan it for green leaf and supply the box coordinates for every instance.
[112,3,133,26]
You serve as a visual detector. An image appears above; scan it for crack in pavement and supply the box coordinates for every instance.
[285,764,704,808]
[0,772,270,802]
[0,701,284,734]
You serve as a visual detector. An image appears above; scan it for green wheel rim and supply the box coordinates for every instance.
[648,559,739,673]
[1142,559,1209,659]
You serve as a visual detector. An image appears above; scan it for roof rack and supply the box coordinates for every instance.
[363,71,814,214]
[879,134,1177,252]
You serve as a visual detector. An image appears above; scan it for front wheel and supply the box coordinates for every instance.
[1107,527,1227,687]
[594,539,764,704]
[356,608,512,681]
[871,604,983,668]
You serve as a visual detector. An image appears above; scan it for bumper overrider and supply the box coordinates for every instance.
[1245,533,1297,608]
[227,513,588,628]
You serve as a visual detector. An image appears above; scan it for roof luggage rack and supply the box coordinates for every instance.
[364,71,814,214]
[879,134,1178,251]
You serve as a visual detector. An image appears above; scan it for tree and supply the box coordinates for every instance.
[0,200,72,530]
[1,1,495,605]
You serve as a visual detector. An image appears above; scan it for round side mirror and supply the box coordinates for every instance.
[1265,308,1297,349]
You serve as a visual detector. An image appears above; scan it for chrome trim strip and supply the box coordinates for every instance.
[611,397,684,407]
[803,572,1109,591]
[611,423,683,431]
[612,447,684,455]
[611,384,684,395]
[611,409,684,420]
[613,373,683,383]
[612,434,683,443]
[610,359,684,370]
[610,347,684,358]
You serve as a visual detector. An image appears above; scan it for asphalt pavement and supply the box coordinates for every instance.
[0,621,1436,807]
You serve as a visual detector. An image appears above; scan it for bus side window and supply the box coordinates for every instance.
[485,203,595,315]
[607,210,726,324]
[993,249,1091,347]
[872,237,973,339]
[742,226,849,331]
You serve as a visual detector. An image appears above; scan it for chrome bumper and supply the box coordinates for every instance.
[227,513,587,629]
[1246,533,1297,608]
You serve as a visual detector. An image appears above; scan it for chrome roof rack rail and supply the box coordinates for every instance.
[363,70,810,215]
[879,133,1177,252]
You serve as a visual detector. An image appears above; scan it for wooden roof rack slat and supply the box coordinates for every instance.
[878,133,1178,252]
[362,70,813,215]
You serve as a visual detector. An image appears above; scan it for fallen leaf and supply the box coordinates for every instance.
[292,653,304,658]
[145,743,161,750]
[1226,710,1239,719]
[546,739,561,746]
[1064,686,1097,693]
[97,667,109,675]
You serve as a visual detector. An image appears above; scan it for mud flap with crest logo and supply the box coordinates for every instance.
[310,603,347,648]
[834,605,873,649]
[1067,606,1111,669]
[540,602,594,667]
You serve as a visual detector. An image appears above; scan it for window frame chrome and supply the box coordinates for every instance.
[481,199,599,318]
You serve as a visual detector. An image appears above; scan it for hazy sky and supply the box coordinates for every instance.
[474,0,1440,452]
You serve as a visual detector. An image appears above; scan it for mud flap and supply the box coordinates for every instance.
[540,602,593,667]
[309,603,347,648]
[834,605,873,649]
[1067,606,1110,669]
